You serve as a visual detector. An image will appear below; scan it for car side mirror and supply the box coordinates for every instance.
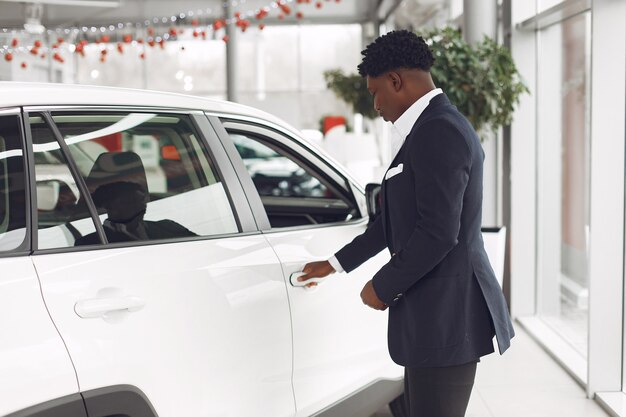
[36,180,60,211]
[365,183,382,225]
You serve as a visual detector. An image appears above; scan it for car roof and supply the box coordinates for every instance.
[0,82,292,130]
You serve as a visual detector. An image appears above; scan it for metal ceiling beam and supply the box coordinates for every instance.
[0,0,120,7]
[376,0,402,22]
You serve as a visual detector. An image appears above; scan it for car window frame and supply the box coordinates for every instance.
[23,106,258,255]
[208,113,369,233]
[0,108,31,257]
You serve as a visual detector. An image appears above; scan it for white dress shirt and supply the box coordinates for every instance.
[328,88,443,274]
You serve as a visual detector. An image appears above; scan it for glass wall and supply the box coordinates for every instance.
[536,11,591,358]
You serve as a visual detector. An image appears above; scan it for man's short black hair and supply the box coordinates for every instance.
[357,30,435,77]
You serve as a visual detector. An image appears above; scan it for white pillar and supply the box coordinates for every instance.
[587,0,625,397]
[225,2,238,102]
[463,0,499,228]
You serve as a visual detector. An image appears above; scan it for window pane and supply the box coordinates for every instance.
[51,112,238,245]
[30,114,99,249]
[536,12,591,358]
[228,131,357,228]
[0,115,27,251]
[231,133,332,198]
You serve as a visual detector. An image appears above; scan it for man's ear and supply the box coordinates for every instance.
[387,71,402,92]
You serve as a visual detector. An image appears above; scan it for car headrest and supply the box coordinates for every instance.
[86,151,148,194]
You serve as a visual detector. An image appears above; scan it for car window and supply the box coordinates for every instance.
[31,111,239,249]
[231,133,333,199]
[0,115,27,252]
[227,130,359,228]
[30,114,101,250]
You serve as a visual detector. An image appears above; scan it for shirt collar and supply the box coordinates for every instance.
[392,88,443,139]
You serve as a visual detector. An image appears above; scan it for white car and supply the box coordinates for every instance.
[0,82,404,417]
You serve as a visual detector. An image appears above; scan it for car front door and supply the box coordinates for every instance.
[214,118,403,416]
[26,109,295,417]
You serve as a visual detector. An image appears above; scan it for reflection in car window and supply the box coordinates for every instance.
[48,112,239,246]
[228,130,359,229]
[30,114,100,250]
[231,133,333,198]
[0,116,27,251]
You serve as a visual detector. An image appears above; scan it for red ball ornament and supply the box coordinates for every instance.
[193,31,199,38]
[316,1,323,8]
[213,19,225,30]
[101,49,107,55]
[222,35,230,43]
[256,9,268,20]
[123,34,132,44]
[30,48,39,55]
[100,56,106,63]
[235,11,241,19]
[191,19,199,27]
[11,38,18,47]
[51,44,59,49]
[34,40,42,48]
[117,43,124,53]
[101,35,110,43]
[40,53,46,59]
[258,24,266,30]
[4,53,13,62]
[137,38,144,44]
[201,31,207,40]
[140,52,146,59]
[147,27,155,36]
[53,53,65,63]
[57,37,64,44]
[296,12,304,19]
[148,39,156,48]
[279,3,292,15]
[21,62,27,69]
[158,39,165,49]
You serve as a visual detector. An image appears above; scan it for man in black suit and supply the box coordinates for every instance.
[299,30,514,417]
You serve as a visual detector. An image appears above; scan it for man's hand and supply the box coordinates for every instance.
[298,260,336,288]
[360,280,387,310]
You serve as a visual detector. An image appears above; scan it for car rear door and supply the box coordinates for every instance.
[0,109,84,417]
[213,116,403,416]
[25,108,295,417]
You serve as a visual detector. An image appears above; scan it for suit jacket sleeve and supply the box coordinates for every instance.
[334,213,387,273]
[371,119,472,306]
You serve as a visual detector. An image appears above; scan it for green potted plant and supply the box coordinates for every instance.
[324,26,529,141]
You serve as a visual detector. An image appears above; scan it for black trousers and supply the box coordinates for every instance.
[403,361,477,417]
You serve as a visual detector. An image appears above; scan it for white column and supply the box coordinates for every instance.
[463,0,499,228]
[509,0,538,317]
[587,0,626,397]
[225,2,238,102]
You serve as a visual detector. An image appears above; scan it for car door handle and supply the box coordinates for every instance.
[74,296,145,318]
[289,272,326,289]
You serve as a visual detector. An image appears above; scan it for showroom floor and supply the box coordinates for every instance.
[372,324,610,417]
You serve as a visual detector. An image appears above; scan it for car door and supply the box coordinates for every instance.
[26,108,296,417]
[213,117,403,416]
[0,110,83,416]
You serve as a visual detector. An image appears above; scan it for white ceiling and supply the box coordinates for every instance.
[0,0,384,29]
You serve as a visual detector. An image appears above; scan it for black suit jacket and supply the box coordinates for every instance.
[335,94,514,367]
